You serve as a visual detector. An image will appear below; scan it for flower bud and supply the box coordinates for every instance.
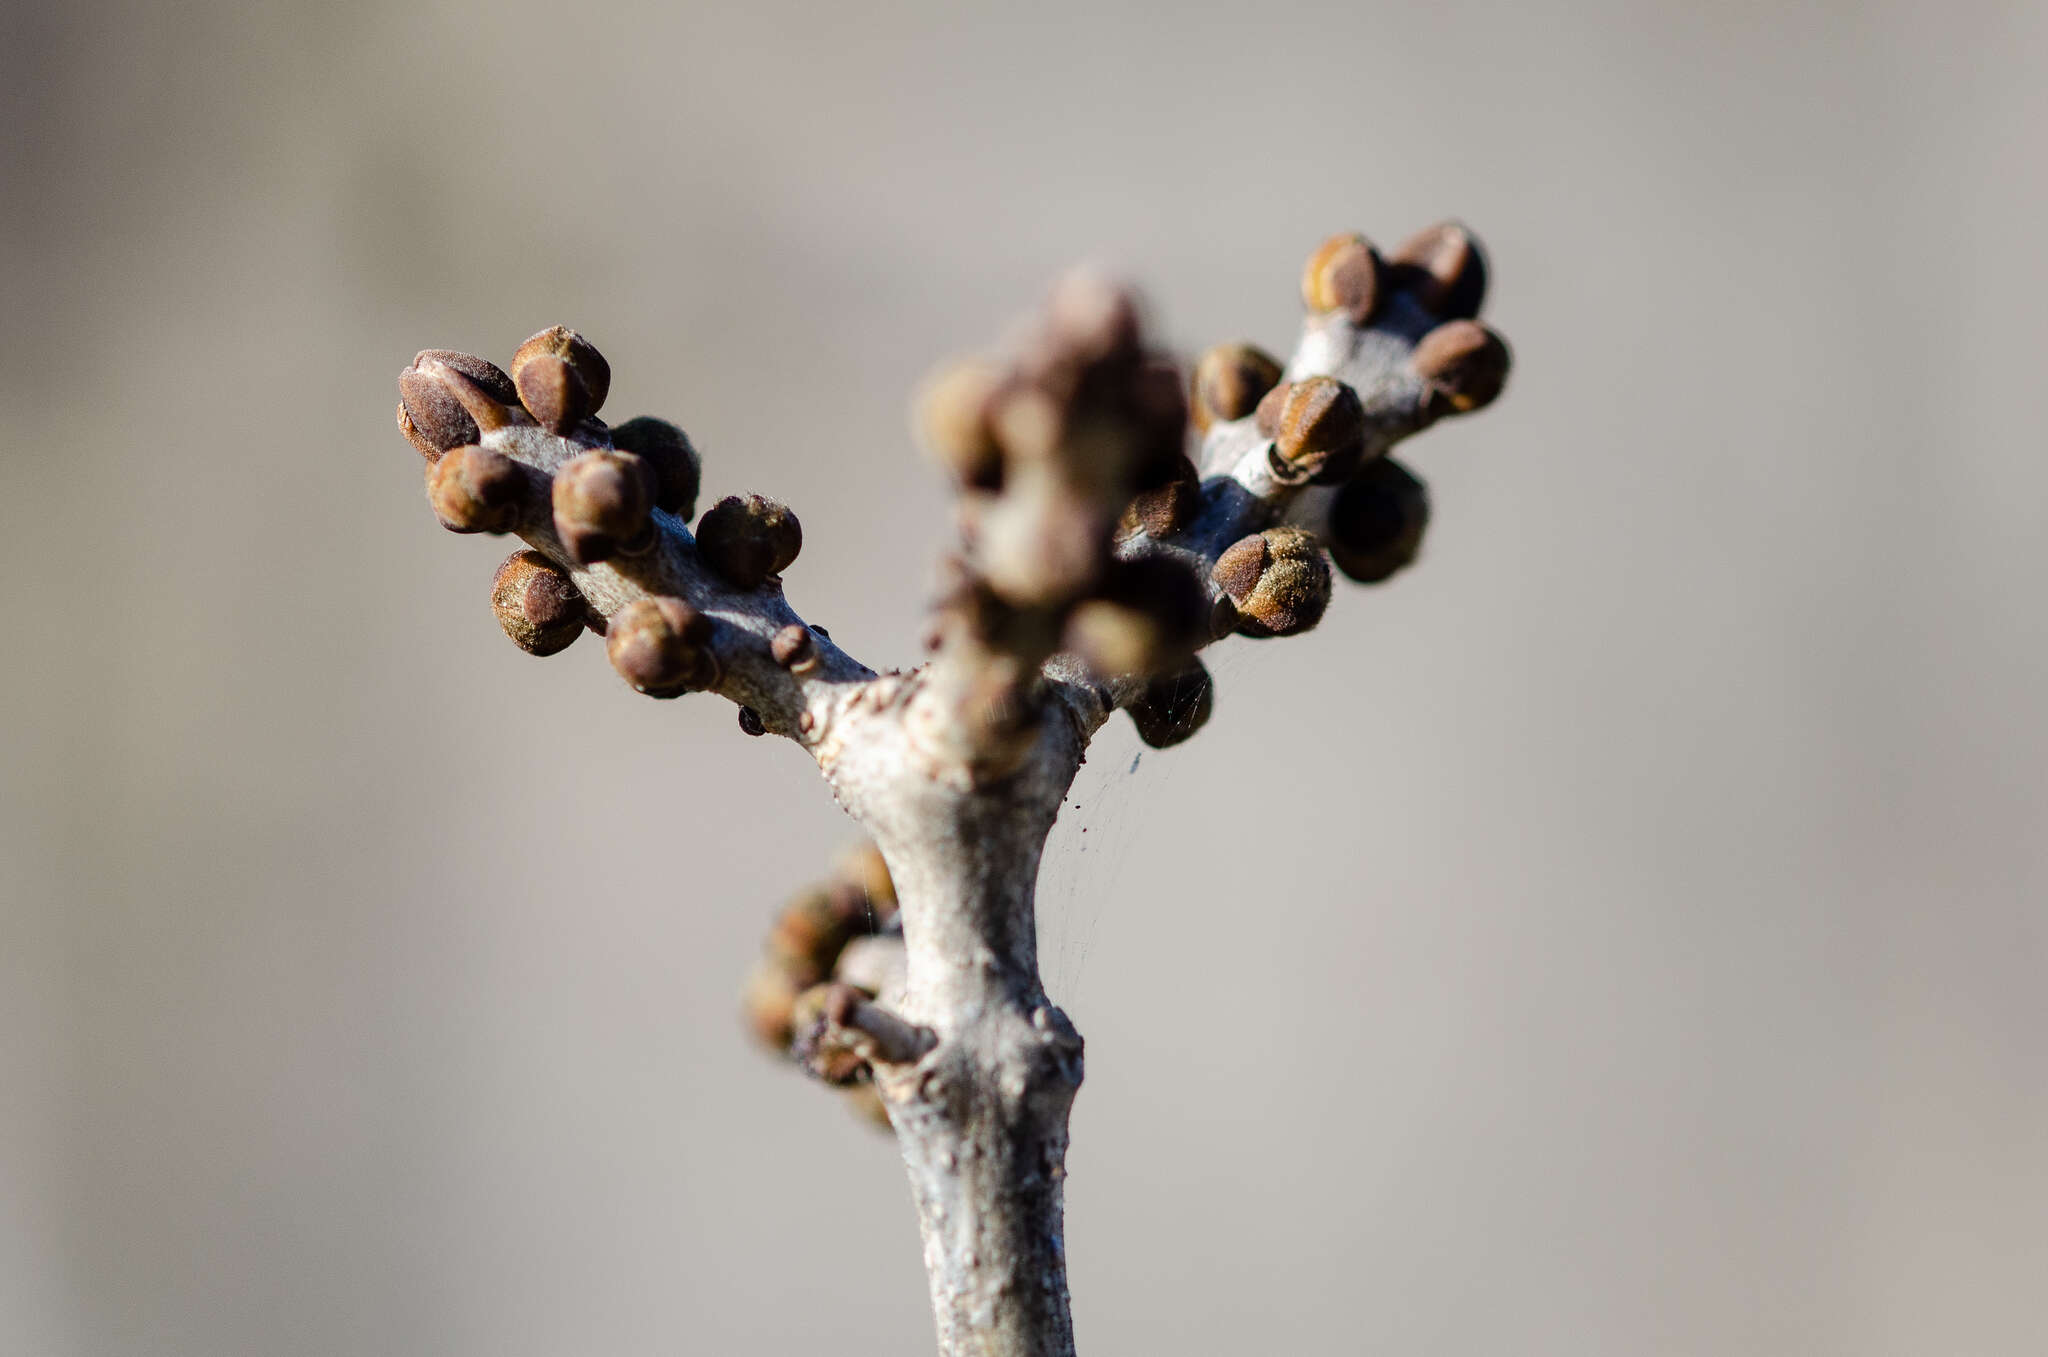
[605,595,719,697]
[1301,232,1383,324]
[1212,526,1332,638]
[1128,659,1214,749]
[1387,221,1488,318]
[490,549,587,655]
[511,326,611,433]
[1191,343,1283,431]
[1327,458,1430,584]
[1413,320,1511,415]
[552,449,652,565]
[425,444,525,533]
[1268,376,1367,486]
[398,351,519,456]
[1043,269,1140,365]
[696,494,802,589]
[609,416,701,516]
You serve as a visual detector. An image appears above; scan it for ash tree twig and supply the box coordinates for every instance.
[392,220,1511,1357]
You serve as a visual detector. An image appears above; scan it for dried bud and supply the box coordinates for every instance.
[1268,376,1367,486]
[490,549,586,655]
[605,595,719,696]
[1116,455,1202,542]
[551,449,652,564]
[398,351,519,456]
[1301,232,1384,324]
[1413,320,1511,415]
[1128,660,1214,749]
[511,326,611,434]
[609,416,701,516]
[1387,221,1488,319]
[1327,458,1430,584]
[1064,555,1210,677]
[742,963,804,1051]
[696,494,802,589]
[1191,343,1284,431]
[1212,526,1332,638]
[771,623,820,674]
[919,359,1007,491]
[426,444,525,533]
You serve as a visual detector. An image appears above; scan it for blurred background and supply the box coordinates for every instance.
[5,1,2045,1353]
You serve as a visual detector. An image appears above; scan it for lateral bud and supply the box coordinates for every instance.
[490,550,586,655]
[609,416,701,517]
[552,449,652,565]
[1413,320,1511,415]
[397,350,520,457]
[511,326,611,434]
[1328,458,1431,584]
[1387,221,1488,318]
[696,494,802,589]
[1267,376,1367,486]
[1191,342,1284,432]
[1211,525,1332,638]
[1301,232,1384,324]
[1063,555,1210,678]
[605,596,719,696]
[426,444,525,533]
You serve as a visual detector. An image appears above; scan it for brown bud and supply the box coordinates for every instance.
[1064,555,1210,677]
[1301,232,1383,324]
[1253,381,1293,439]
[605,595,719,696]
[1327,458,1430,584]
[742,963,804,1051]
[696,494,801,589]
[1212,526,1332,638]
[1116,455,1202,543]
[770,623,820,674]
[919,360,1007,491]
[1269,376,1368,486]
[609,416,700,516]
[398,351,519,456]
[426,444,525,533]
[510,326,611,433]
[551,449,652,564]
[1191,343,1284,432]
[1387,221,1488,319]
[1413,320,1511,414]
[1128,660,1214,749]
[490,549,586,655]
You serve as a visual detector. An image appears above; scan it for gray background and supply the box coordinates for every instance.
[6,1,2045,1353]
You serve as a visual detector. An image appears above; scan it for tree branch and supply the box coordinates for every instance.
[395,218,1510,1357]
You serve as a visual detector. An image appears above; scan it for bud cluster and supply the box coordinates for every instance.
[742,843,903,1128]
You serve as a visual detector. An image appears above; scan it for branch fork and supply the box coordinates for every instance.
[394,220,1511,1357]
